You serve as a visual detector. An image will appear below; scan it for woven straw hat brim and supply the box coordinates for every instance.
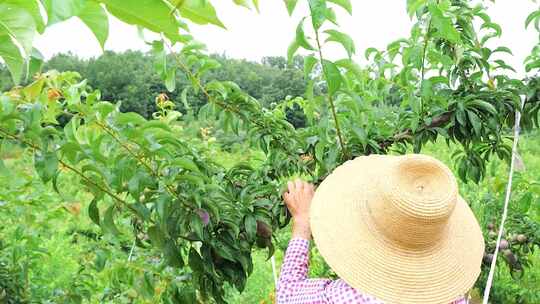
[310,155,485,304]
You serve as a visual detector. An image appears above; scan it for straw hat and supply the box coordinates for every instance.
[310,154,485,304]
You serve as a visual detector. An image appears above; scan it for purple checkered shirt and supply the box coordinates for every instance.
[277,238,469,304]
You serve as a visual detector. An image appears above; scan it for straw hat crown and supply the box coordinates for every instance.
[371,154,458,249]
[310,154,484,304]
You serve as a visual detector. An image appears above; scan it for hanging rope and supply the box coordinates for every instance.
[271,255,279,289]
[482,96,526,304]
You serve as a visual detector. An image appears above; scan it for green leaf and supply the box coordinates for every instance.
[327,0,351,14]
[102,205,121,236]
[517,192,532,213]
[308,0,327,30]
[467,111,481,137]
[244,214,257,241]
[164,68,176,92]
[0,3,36,55]
[407,0,427,17]
[0,33,25,84]
[284,0,298,16]
[335,58,362,78]
[164,240,184,267]
[174,0,225,29]
[171,158,198,171]
[468,99,497,115]
[233,0,251,8]
[525,10,540,29]
[88,198,100,225]
[188,247,204,273]
[252,0,260,13]
[42,0,86,25]
[2,0,46,33]
[191,212,204,240]
[428,3,460,43]
[78,1,109,49]
[28,48,44,79]
[148,225,165,249]
[34,151,58,183]
[324,29,355,58]
[102,0,186,42]
[94,250,107,272]
[287,40,299,65]
[364,47,379,60]
[295,18,315,51]
[322,59,342,96]
[481,22,502,38]
[303,55,318,79]
[492,46,513,55]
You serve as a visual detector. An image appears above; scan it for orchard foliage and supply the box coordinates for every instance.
[0,0,539,302]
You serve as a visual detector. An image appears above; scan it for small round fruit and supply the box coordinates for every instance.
[483,253,494,264]
[488,231,497,238]
[47,88,61,100]
[487,223,495,230]
[195,208,210,226]
[502,249,517,265]
[256,220,272,238]
[499,239,509,250]
[516,234,527,243]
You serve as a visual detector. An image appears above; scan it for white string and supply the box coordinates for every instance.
[482,96,526,304]
[127,239,136,262]
[271,255,279,289]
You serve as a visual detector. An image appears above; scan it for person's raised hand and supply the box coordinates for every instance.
[283,179,315,240]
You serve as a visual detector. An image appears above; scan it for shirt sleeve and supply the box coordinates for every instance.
[276,238,332,304]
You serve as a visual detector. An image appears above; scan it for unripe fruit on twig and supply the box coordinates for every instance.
[483,253,494,264]
[256,220,272,238]
[502,249,517,265]
[488,231,497,238]
[517,234,527,243]
[196,209,210,226]
[47,88,61,100]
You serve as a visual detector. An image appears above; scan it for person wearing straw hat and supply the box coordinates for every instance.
[277,154,485,304]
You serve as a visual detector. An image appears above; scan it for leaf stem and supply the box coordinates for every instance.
[0,127,142,217]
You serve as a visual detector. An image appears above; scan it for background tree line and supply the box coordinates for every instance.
[0,52,308,127]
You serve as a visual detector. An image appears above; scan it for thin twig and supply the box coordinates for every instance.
[0,127,141,217]
[312,21,348,159]
[419,18,432,116]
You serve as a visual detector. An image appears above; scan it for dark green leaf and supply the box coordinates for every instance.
[191,212,204,241]
[244,214,257,241]
[34,151,58,183]
[88,198,100,225]
[164,240,184,267]
[148,225,165,249]
[102,205,121,236]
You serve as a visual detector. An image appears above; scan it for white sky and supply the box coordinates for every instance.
[33,1,539,76]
